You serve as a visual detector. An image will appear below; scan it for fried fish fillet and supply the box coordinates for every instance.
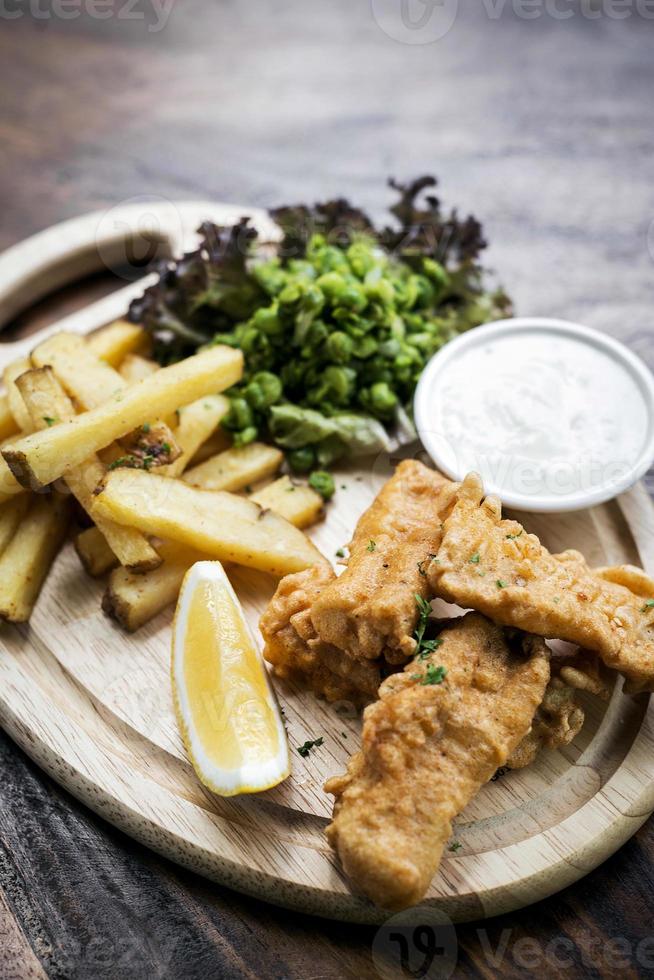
[325,613,550,910]
[506,651,610,769]
[429,474,654,693]
[310,460,457,663]
[260,562,383,706]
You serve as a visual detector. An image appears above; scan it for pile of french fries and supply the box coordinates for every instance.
[0,321,326,628]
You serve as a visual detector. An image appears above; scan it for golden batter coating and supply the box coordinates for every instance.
[429,473,654,693]
[325,613,550,911]
[506,650,611,769]
[310,460,457,663]
[260,562,383,706]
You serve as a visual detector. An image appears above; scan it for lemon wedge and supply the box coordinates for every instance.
[172,560,290,796]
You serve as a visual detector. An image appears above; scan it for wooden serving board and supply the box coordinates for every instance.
[0,204,653,925]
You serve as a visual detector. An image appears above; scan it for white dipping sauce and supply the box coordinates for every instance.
[415,321,654,511]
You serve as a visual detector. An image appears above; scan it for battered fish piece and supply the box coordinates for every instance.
[260,562,383,705]
[311,460,457,663]
[429,474,654,693]
[506,651,610,768]
[325,613,550,910]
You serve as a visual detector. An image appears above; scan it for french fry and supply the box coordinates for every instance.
[188,429,231,466]
[74,525,119,577]
[75,396,238,579]
[250,476,324,530]
[103,482,325,631]
[32,332,130,410]
[31,333,181,466]
[0,395,19,442]
[162,395,229,479]
[87,320,150,367]
[182,442,282,493]
[0,440,25,506]
[103,540,202,631]
[16,368,161,572]
[3,346,242,490]
[0,492,70,622]
[92,469,322,577]
[0,495,31,556]
[117,354,183,429]
[3,358,33,432]
[118,353,159,384]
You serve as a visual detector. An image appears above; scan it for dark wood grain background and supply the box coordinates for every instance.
[1,2,654,977]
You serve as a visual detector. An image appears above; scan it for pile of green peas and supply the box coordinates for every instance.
[215,233,463,470]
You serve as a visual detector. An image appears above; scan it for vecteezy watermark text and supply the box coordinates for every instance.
[0,0,174,32]
[372,0,654,45]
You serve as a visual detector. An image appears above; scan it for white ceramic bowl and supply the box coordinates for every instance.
[414,317,654,512]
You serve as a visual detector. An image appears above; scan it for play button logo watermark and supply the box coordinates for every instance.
[372,906,458,979]
[371,0,460,44]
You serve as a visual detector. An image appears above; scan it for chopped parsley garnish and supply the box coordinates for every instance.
[422,663,447,685]
[448,841,462,852]
[296,737,324,758]
[286,485,295,492]
[641,599,654,612]
[42,416,58,427]
[553,597,561,604]
[161,442,171,454]
[141,422,151,433]
[335,548,345,558]
[418,637,443,660]
[496,579,507,589]
[107,455,133,471]
[469,552,480,564]
[367,539,376,552]
[413,594,432,652]
[506,529,523,540]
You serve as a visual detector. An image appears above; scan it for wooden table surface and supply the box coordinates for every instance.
[2,3,654,977]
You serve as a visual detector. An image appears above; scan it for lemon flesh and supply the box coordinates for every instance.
[172,561,290,796]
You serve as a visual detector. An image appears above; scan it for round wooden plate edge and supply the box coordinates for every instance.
[1,633,653,926]
[1,202,654,924]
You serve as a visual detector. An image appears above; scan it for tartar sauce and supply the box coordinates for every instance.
[414,320,654,511]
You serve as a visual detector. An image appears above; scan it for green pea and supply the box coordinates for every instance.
[423,258,449,292]
[279,283,302,306]
[346,242,376,279]
[223,397,254,431]
[365,279,395,306]
[369,381,398,417]
[251,305,282,336]
[251,371,282,406]
[352,336,378,359]
[325,365,355,400]
[316,272,347,299]
[308,470,335,501]
[252,260,287,296]
[240,327,270,356]
[301,320,328,352]
[288,446,316,473]
[326,330,354,363]
[317,245,349,273]
[336,284,367,312]
[233,426,258,447]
